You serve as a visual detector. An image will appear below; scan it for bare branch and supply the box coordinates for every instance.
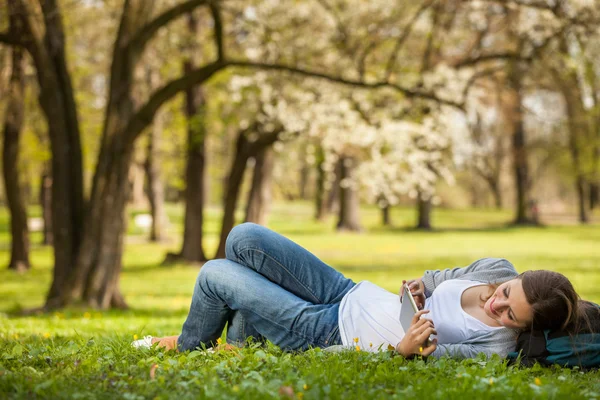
[209,1,224,62]
[385,0,435,80]
[453,52,524,68]
[0,32,22,47]
[125,61,224,144]
[128,0,210,52]
[462,65,505,99]
[226,59,464,110]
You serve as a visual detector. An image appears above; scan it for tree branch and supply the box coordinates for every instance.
[385,0,435,80]
[0,32,23,47]
[128,0,210,52]
[124,60,225,144]
[209,1,224,62]
[226,59,464,109]
[453,52,526,68]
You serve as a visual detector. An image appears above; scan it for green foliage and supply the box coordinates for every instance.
[1,203,600,398]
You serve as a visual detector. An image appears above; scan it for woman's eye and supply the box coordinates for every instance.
[503,288,508,298]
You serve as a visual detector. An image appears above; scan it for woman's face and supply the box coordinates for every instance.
[483,279,533,330]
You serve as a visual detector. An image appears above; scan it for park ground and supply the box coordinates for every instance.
[1,203,599,399]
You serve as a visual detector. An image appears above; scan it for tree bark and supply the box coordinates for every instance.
[326,157,342,214]
[336,156,361,232]
[8,0,85,306]
[169,13,208,264]
[245,146,274,225]
[215,126,280,258]
[416,193,432,230]
[314,146,327,220]
[506,61,535,225]
[145,108,167,241]
[40,167,53,246]
[381,204,391,226]
[299,145,310,200]
[129,162,146,208]
[2,46,30,272]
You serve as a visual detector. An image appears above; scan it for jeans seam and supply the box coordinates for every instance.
[236,247,322,304]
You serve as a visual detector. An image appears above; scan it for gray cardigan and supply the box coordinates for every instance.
[421,257,520,359]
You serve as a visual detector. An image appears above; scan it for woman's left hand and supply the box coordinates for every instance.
[395,310,438,357]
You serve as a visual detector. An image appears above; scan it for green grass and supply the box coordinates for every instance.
[1,202,599,399]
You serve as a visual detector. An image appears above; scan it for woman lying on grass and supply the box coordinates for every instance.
[133,223,581,359]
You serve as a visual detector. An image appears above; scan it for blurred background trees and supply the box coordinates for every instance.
[0,0,599,309]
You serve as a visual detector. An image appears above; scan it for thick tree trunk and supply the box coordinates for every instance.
[506,62,534,225]
[176,72,208,262]
[215,128,280,258]
[9,0,85,304]
[336,156,361,232]
[416,194,432,230]
[245,146,274,225]
[145,107,167,242]
[40,167,53,246]
[64,137,133,309]
[169,13,209,264]
[2,47,30,272]
[215,134,253,258]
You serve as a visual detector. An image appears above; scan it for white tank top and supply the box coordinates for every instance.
[424,279,503,344]
[338,280,502,351]
[338,281,404,352]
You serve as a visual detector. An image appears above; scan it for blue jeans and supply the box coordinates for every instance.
[177,223,356,351]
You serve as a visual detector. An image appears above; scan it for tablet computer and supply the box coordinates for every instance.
[400,283,420,332]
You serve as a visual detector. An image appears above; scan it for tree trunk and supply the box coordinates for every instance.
[245,146,274,225]
[145,115,167,241]
[40,167,53,246]
[416,194,432,230]
[506,62,534,225]
[553,46,592,224]
[8,0,85,306]
[381,204,391,226]
[299,145,310,200]
[326,157,342,214]
[2,47,30,272]
[129,162,146,208]
[170,13,208,264]
[314,146,327,221]
[66,141,134,309]
[215,127,280,258]
[591,183,599,210]
[336,156,361,232]
[55,0,158,309]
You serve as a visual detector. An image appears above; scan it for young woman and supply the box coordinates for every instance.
[133,223,580,359]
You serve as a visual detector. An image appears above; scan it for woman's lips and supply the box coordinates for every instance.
[490,298,499,316]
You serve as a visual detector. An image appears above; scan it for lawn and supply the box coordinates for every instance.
[1,202,599,399]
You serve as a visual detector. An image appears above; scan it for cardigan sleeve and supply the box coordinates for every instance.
[421,258,518,298]
[430,329,518,359]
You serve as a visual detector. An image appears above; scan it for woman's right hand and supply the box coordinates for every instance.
[400,278,426,310]
[396,310,438,357]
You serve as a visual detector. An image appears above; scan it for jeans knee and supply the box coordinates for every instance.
[225,222,262,259]
[197,260,223,288]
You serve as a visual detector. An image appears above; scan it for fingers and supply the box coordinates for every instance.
[411,309,430,325]
[421,339,438,357]
[416,326,437,343]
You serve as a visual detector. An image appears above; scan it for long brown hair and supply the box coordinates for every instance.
[519,270,579,331]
